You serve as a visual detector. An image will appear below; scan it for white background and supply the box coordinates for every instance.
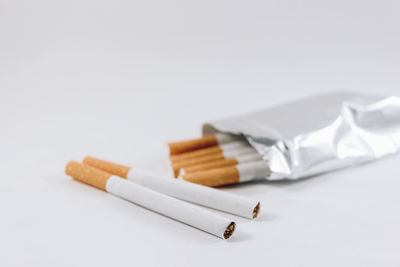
[1,0,400,266]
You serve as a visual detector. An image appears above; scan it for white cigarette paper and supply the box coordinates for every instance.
[179,152,263,175]
[237,161,270,182]
[106,176,235,239]
[222,146,258,159]
[182,160,271,187]
[170,140,250,163]
[168,133,242,155]
[66,161,236,239]
[173,146,257,169]
[236,153,263,163]
[128,168,260,219]
[82,156,261,219]
[215,133,240,144]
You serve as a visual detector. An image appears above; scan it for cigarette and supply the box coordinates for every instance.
[66,161,236,239]
[168,133,241,155]
[170,141,248,163]
[182,161,270,187]
[83,156,261,219]
[180,153,262,175]
[171,146,257,177]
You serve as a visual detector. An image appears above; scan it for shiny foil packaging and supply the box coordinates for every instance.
[203,92,400,180]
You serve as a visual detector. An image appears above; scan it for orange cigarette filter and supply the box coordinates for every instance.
[168,135,219,155]
[170,145,222,163]
[65,160,113,191]
[171,152,225,177]
[180,158,239,175]
[182,166,240,187]
[83,156,131,178]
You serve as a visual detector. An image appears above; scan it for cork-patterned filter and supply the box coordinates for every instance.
[182,166,240,187]
[170,145,222,163]
[83,156,131,178]
[168,135,218,155]
[171,152,225,177]
[182,158,239,175]
[65,161,113,191]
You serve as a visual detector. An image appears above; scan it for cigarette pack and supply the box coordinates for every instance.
[203,92,400,180]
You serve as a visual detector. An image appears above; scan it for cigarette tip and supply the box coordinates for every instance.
[223,222,236,239]
[253,202,261,219]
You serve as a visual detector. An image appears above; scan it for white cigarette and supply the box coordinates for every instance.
[180,152,263,175]
[66,161,236,239]
[170,146,257,177]
[170,140,249,163]
[182,161,270,187]
[83,156,261,219]
[168,133,241,155]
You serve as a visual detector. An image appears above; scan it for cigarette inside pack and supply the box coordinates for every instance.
[166,95,383,219]
[167,92,400,186]
[167,133,269,187]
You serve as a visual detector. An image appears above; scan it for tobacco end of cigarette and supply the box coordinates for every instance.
[65,160,112,191]
[83,156,131,178]
[253,202,261,219]
[223,222,236,239]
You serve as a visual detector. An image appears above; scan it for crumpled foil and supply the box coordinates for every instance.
[203,92,400,180]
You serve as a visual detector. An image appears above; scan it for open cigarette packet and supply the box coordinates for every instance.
[65,92,400,239]
[168,92,400,187]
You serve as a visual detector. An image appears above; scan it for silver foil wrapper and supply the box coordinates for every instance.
[203,92,400,180]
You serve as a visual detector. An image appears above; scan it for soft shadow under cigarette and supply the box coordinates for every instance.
[255,212,279,222]
[227,231,253,243]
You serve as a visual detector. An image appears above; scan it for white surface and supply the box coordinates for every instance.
[1,0,400,266]
[128,168,258,219]
[106,176,232,239]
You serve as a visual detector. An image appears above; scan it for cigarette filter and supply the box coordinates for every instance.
[182,161,270,187]
[83,156,260,219]
[180,153,262,175]
[170,141,248,163]
[171,146,257,177]
[66,161,236,239]
[168,133,241,155]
